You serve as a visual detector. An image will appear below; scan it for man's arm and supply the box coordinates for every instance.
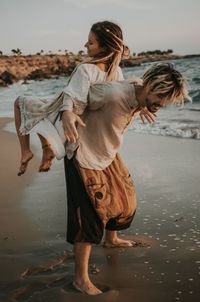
[61,110,86,143]
[139,107,156,124]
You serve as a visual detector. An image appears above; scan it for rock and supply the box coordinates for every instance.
[0,71,16,85]
[22,79,29,84]
[0,79,7,86]
[120,59,141,68]
[26,69,50,81]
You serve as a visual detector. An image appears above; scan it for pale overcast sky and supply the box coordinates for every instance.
[0,0,199,55]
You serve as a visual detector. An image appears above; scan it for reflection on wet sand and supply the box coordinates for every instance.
[0,238,152,302]
[1,121,200,302]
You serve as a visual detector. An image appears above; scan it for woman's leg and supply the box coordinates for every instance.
[73,242,102,295]
[14,97,33,176]
[37,134,55,172]
[14,98,55,174]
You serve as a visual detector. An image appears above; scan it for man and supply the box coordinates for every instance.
[61,63,190,295]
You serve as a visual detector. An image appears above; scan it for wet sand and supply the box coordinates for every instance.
[0,118,200,302]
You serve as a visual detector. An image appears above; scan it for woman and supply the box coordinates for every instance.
[15,21,151,175]
[15,21,126,175]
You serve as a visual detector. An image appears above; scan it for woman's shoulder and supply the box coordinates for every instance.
[74,63,123,82]
[69,64,94,82]
[73,63,102,79]
[76,63,96,70]
[79,63,106,73]
[74,63,90,74]
[77,63,108,84]
[77,63,122,74]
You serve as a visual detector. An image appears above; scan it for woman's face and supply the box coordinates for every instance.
[84,31,104,57]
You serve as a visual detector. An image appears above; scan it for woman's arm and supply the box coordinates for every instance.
[60,64,91,142]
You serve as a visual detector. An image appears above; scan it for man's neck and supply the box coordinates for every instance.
[134,84,147,108]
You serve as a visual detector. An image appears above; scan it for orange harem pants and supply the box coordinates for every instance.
[64,153,137,244]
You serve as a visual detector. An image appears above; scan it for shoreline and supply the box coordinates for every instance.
[0,53,199,86]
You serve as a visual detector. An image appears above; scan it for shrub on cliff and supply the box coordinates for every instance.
[11,48,22,56]
[26,69,50,81]
[0,71,16,85]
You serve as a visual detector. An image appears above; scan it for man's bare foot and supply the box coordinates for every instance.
[73,280,102,295]
[39,144,55,172]
[18,151,34,176]
[103,237,136,248]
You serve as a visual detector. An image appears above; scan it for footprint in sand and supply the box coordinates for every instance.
[20,252,74,279]
[5,276,69,301]
[5,279,119,301]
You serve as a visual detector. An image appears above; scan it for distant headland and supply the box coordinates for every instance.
[0,49,199,87]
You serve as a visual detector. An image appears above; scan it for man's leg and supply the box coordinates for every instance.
[104,230,135,247]
[64,157,103,295]
[104,153,137,248]
[73,242,102,295]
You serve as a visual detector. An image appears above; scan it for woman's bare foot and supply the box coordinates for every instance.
[18,150,34,176]
[103,237,136,248]
[39,144,55,172]
[73,280,102,295]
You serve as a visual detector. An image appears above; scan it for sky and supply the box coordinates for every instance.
[0,0,199,55]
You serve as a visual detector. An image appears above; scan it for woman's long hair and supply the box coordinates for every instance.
[87,21,130,81]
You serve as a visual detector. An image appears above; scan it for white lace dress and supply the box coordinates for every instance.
[18,64,123,159]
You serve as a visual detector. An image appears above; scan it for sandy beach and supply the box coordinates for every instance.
[0,118,200,302]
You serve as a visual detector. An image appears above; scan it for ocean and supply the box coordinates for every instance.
[0,57,200,139]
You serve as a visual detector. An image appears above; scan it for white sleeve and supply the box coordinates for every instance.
[59,64,91,115]
[117,67,124,80]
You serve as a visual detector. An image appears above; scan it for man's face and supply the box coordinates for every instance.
[145,92,165,113]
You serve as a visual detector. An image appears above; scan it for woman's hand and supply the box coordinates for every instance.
[139,107,157,124]
[61,110,86,143]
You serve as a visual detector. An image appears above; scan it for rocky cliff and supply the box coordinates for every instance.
[0,53,199,87]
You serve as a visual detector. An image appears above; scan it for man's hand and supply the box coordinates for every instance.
[139,107,157,124]
[61,110,86,143]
